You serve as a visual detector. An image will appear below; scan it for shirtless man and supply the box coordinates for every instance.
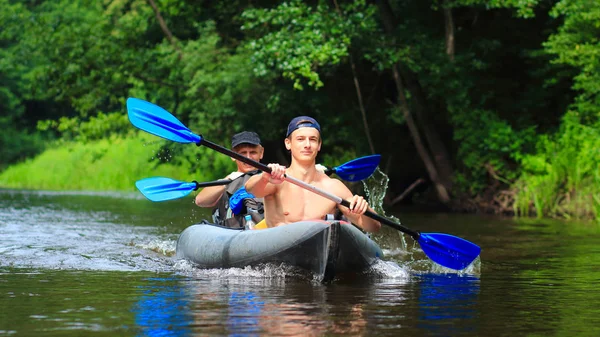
[245,117,381,233]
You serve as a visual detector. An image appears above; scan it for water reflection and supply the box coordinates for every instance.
[133,277,193,337]
[170,276,376,336]
[417,274,480,336]
[227,291,264,336]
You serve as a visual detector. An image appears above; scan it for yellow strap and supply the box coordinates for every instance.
[253,219,268,230]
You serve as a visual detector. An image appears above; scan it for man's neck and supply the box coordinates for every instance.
[288,160,317,182]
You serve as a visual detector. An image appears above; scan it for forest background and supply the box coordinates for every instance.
[1,0,599,221]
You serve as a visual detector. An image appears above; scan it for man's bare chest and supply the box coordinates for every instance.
[278,185,336,219]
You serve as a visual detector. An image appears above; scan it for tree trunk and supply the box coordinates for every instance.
[333,0,376,154]
[391,65,450,202]
[402,71,454,189]
[147,0,182,59]
[443,1,455,61]
[349,54,376,154]
[376,0,451,203]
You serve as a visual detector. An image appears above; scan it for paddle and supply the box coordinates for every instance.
[135,177,232,202]
[136,155,381,202]
[323,154,380,181]
[127,97,481,270]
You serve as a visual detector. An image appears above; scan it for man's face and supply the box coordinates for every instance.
[285,127,321,162]
[233,144,264,173]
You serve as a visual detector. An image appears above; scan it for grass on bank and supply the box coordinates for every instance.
[514,113,600,221]
[0,133,233,191]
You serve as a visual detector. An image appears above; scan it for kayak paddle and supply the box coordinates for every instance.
[324,154,380,181]
[136,177,231,202]
[135,155,381,202]
[127,97,481,270]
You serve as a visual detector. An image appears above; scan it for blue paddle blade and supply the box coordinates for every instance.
[127,98,202,144]
[334,154,381,181]
[418,233,481,270]
[135,177,197,202]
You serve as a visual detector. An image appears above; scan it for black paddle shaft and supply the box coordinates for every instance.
[193,179,233,190]
[362,208,420,240]
[198,139,421,239]
[199,139,273,172]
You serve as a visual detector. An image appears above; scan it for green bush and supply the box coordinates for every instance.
[515,112,600,220]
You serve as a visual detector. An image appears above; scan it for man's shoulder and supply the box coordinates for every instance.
[318,173,345,188]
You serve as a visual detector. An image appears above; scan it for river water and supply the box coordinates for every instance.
[1,188,600,336]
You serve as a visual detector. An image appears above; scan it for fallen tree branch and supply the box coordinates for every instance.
[390,178,425,205]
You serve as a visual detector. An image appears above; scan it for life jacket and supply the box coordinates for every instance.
[212,170,264,228]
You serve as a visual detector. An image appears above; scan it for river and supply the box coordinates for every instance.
[1,188,600,336]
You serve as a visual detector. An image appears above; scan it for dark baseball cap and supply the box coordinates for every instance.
[286,116,321,137]
[231,131,261,148]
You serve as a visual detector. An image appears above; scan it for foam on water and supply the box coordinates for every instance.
[0,196,174,272]
[137,239,177,257]
[369,259,411,279]
[173,260,310,282]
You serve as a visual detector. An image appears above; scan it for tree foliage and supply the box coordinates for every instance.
[2,0,600,218]
[544,0,600,120]
[242,0,378,90]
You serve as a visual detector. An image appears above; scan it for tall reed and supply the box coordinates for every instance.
[515,113,600,220]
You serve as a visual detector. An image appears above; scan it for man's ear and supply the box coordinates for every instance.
[284,138,291,150]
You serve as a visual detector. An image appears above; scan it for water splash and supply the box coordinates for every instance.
[362,167,408,252]
[362,167,389,215]
[369,260,411,279]
[173,261,310,283]
[361,168,478,275]
[137,239,177,257]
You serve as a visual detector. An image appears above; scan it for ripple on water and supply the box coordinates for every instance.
[0,200,175,272]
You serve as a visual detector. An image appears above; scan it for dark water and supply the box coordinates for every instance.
[1,189,600,336]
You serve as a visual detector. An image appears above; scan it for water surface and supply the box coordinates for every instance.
[1,189,599,336]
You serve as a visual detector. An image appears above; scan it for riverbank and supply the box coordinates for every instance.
[0,134,216,191]
[3,127,600,223]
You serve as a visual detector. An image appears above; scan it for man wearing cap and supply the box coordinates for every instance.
[195,131,265,228]
[245,117,381,233]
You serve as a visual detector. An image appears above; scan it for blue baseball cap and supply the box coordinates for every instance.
[286,116,321,137]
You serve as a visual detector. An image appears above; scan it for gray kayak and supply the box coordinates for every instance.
[176,220,384,282]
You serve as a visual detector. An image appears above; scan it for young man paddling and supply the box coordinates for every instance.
[195,131,264,228]
[245,117,381,233]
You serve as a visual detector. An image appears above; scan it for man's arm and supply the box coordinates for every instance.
[333,180,381,233]
[245,164,286,198]
[195,172,242,207]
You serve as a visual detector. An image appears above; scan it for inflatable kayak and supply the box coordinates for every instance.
[176,220,384,282]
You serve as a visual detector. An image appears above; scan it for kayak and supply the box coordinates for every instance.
[175,220,384,282]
